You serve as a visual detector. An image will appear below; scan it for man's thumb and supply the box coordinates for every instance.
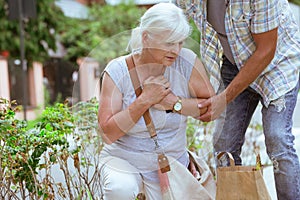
[197,100,209,109]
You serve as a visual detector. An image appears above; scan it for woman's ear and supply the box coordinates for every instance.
[142,31,149,46]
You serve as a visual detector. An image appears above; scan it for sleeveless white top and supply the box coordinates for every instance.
[100,48,197,182]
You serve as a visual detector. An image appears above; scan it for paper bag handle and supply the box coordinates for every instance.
[217,151,263,169]
[216,152,235,167]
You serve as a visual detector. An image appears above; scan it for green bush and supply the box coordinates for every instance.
[289,0,300,6]
[60,3,146,63]
[59,3,201,66]
[0,0,66,63]
[0,98,76,199]
[1,97,265,198]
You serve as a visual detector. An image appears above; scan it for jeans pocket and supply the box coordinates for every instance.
[221,57,239,85]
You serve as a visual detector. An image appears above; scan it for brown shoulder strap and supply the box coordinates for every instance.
[126,56,170,173]
[126,55,142,96]
[125,55,157,138]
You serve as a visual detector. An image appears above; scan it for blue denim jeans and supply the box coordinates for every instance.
[214,56,300,200]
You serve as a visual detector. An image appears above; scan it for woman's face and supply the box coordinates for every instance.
[143,31,184,66]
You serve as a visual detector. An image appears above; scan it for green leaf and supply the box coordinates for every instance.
[45,123,53,131]
[50,154,56,163]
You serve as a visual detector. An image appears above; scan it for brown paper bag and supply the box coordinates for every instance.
[216,152,271,200]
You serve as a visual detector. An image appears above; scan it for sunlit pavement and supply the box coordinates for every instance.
[263,128,300,200]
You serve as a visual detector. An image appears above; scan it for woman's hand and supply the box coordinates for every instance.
[189,160,201,180]
[140,75,171,106]
[153,92,177,111]
[197,92,227,122]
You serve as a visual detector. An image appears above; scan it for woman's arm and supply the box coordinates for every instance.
[154,57,215,118]
[98,72,171,144]
[183,58,215,117]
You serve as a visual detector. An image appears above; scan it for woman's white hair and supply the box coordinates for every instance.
[127,3,191,52]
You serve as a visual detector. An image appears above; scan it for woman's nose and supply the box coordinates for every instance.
[170,43,180,54]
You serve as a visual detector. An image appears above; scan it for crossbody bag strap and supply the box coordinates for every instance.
[125,55,170,173]
[125,55,157,140]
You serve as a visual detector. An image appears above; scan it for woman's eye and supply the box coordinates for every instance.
[165,42,175,46]
[165,41,184,46]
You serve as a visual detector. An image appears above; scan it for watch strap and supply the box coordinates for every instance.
[173,97,182,113]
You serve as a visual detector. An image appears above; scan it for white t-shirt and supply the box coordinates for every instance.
[100,48,197,182]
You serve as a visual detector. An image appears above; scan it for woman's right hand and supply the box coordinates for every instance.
[141,75,171,106]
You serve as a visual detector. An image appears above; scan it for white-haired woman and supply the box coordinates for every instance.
[98,3,215,199]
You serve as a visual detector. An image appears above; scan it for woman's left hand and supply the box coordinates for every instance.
[152,92,177,111]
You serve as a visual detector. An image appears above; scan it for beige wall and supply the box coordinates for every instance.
[0,58,10,100]
[7,61,45,120]
[78,57,101,102]
[16,61,44,120]
[28,62,45,108]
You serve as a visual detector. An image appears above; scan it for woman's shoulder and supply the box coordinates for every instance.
[105,55,128,74]
[106,56,126,69]
[176,48,197,68]
[171,48,197,79]
[179,48,197,60]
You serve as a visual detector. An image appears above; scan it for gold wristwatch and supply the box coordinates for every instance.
[173,97,182,113]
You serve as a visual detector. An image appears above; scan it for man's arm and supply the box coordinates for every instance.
[198,27,278,122]
[224,28,278,103]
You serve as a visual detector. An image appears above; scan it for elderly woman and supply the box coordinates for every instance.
[98,3,215,199]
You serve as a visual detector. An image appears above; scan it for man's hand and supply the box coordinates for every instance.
[197,92,227,122]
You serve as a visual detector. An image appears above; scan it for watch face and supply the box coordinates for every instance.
[174,101,182,111]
